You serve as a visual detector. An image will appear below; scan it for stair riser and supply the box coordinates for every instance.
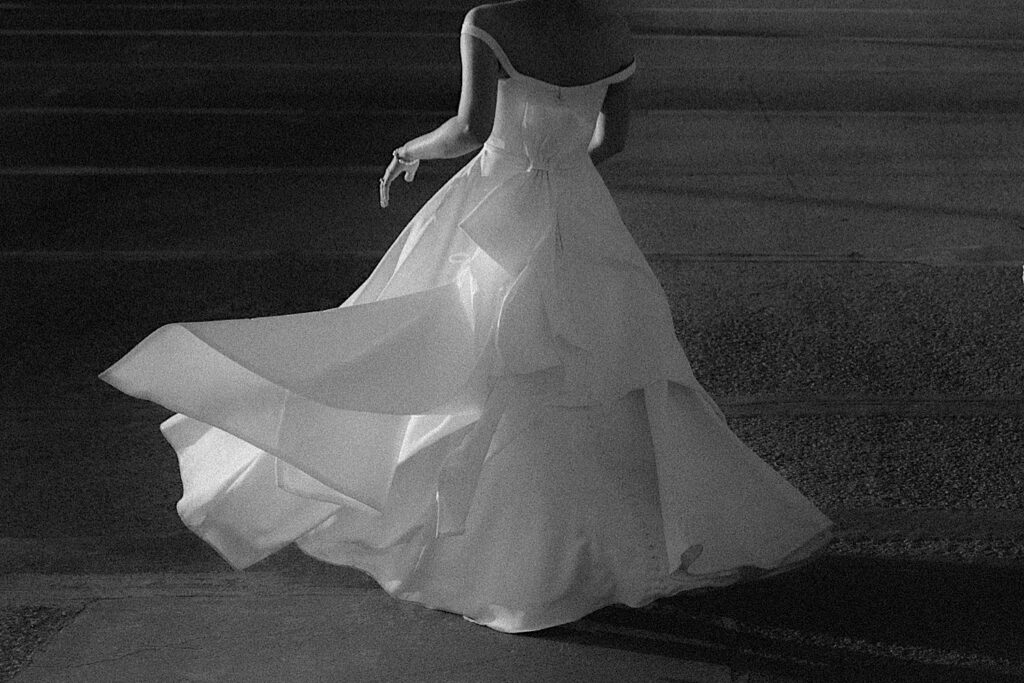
[3,259,1022,406]
[7,33,1021,70]
[6,64,1024,113]
[4,6,1022,39]
[4,32,1021,113]
[5,111,1024,171]
[3,407,1022,539]
[4,174,1023,265]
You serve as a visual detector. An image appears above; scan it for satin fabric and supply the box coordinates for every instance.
[100,22,831,632]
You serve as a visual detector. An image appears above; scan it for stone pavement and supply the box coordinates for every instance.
[3,550,1022,682]
[3,571,805,683]
[3,0,1024,681]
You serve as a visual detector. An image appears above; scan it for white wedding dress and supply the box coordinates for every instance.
[100,23,832,633]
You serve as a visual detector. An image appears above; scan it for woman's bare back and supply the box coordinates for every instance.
[471,1,634,87]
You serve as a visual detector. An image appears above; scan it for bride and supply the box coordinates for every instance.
[101,0,832,633]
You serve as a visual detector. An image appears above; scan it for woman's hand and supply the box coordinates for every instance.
[379,150,420,208]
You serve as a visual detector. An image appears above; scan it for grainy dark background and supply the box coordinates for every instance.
[2,0,1023,680]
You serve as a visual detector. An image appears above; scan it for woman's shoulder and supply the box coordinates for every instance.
[462,2,505,33]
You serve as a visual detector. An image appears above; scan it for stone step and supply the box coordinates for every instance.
[0,7,469,34]
[7,577,1020,683]
[12,0,1016,6]
[5,506,1024,574]
[5,110,1024,171]
[3,33,1021,112]
[2,258,1021,411]
[7,0,1020,11]
[11,32,1018,72]
[3,3,1022,39]
[3,170,1023,264]
[4,511,1024,585]
[4,110,1023,263]
[2,401,1021,540]
[1,109,447,168]
[6,59,1023,113]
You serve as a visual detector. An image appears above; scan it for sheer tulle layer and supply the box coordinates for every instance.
[101,139,831,632]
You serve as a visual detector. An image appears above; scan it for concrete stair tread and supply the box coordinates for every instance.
[3,171,1023,261]
[2,513,1024,576]
[7,62,1024,112]
[10,0,1020,10]
[4,25,1021,112]
[2,399,1022,539]
[5,32,1022,69]
[5,110,1024,170]
[1,5,1020,680]
[10,583,1020,683]
[4,4,1023,39]
[2,258,1020,410]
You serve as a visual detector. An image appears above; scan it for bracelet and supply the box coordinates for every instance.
[393,148,419,165]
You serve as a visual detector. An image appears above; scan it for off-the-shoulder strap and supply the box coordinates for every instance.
[601,58,637,85]
[460,23,519,79]
[463,20,637,89]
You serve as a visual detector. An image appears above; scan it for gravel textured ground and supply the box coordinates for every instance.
[3,257,1022,680]
[3,257,1022,408]
[3,258,1022,542]
[0,605,83,683]
[6,0,1022,678]
[5,404,1024,541]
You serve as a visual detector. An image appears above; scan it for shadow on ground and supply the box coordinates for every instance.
[6,539,1018,681]
[544,556,1023,681]
[4,260,1021,682]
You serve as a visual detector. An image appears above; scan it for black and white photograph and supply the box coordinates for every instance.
[2,0,1022,680]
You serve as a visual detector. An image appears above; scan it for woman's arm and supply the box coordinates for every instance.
[397,24,498,160]
[589,15,634,166]
[380,12,498,207]
[589,77,632,166]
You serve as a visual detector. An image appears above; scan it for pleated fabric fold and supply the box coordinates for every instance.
[100,66,831,630]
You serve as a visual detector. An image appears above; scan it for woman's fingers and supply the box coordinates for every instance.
[379,157,401,208]
[380,156,419,208]
[379,172,392,208]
